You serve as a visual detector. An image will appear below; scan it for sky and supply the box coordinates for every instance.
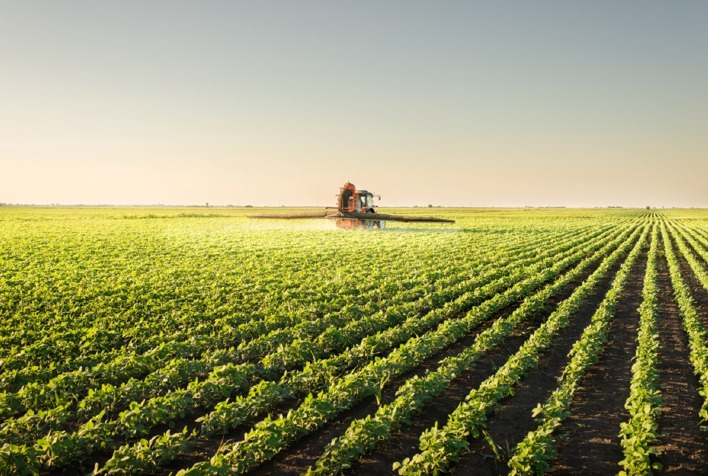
[1,1,707,207]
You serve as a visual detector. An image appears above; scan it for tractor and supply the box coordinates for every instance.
[248,182,455,229]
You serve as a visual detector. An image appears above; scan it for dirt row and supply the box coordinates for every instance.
[451,232,645,475]
[655,229,708,473]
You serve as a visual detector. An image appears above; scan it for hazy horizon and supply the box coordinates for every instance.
[2,2,706,208]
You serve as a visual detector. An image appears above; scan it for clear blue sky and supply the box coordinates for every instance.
[1,1,706,207]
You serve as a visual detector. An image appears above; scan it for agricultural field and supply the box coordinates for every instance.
[0,206,707,475]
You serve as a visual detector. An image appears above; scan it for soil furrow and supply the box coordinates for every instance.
[353,241,630,475]
[547,243,646,474]
[444,239,646,475]
[670,232,708,330]
[654,245,708,474]
[152,286,521,475]
[250,293,527,475]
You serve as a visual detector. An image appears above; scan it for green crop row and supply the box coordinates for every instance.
[618,222,663,475]
[661,222,708,422]
[668,220,708,295]
[504,224,649,475]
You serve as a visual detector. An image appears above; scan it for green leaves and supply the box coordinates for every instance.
[396,223,649,475]
[3,208,706,475]
[96,427,193,475]
[661,222,708,425]
[618,224,663,475]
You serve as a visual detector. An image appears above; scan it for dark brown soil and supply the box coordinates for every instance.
[352,235,632,475]
[654,240,708,473]
[252,286,532,475]
[446,239,644,475]
[354,318,539,476]
[548,242,646,474]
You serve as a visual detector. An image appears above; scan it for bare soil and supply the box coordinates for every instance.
[654,241,708,474]
[548,242,646,474]
[253,286,533,475]
[450,238,644,475]
[347,236,630,475]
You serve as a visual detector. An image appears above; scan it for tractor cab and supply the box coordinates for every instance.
[357,190,375,212]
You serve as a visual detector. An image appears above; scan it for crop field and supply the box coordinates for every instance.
[1,207,707,475]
